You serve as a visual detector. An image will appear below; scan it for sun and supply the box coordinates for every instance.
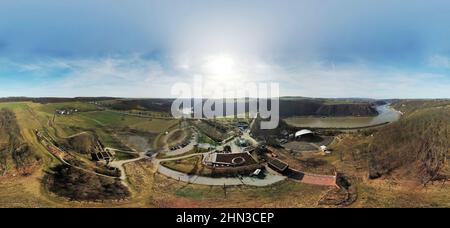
[204,54,236,78]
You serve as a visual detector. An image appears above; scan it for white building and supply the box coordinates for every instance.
[294,129,314,139]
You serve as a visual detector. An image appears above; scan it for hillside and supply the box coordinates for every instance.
[368,106,450,184]
[0,97,117,104]
[250,115,294,143]
[314,103,377,117]
[278,100,378,117]
[57,132,103,154]
[101,99,174,113]
[0,109,37,176]
[101,98,379,118]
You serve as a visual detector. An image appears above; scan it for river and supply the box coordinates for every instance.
[284,104,401,129]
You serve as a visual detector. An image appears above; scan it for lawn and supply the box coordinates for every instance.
[197,132,218,145]
[114,151,139,160]
[160,156,204,175]
[79,111,179,133]
[157,147,201,159]
[33,109,177,151]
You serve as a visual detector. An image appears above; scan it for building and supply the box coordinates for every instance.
[236,121,249,130]
[294,129,314,140]
[268,158,289,173]
[55,108,77,115]
[235,138,249,147]
[203,152,257,167]
[320,145,331,154]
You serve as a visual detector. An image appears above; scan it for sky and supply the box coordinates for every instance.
[1,0,450,98]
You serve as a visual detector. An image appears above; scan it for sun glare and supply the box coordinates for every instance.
[204,54,236,78]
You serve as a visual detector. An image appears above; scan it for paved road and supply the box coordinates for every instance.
[163,128,198,157]
[154,153,286,186]
[157,151,209,162]
[157,163,286,186]
[104,148,285,187]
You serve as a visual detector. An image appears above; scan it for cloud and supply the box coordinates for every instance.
[51,56,178,97]
[1,53,450,99]
[428,55,450,69]
[0,55,176,97]
[277,62,450,99]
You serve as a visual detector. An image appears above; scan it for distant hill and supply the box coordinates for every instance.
[102,98,174,113]
[101,97,379,118]
[314,103,377,117]
[0,96,380,118]
[0,97,118,104]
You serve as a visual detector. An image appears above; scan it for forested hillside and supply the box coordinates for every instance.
[368,106,450,184]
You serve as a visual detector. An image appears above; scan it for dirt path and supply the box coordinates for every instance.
[65,131,88,138]
[77,113,106,126]
[108,151,147,185]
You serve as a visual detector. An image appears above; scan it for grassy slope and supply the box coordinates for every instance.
[79,111,178,133]
[367,104,450,182]
[0,102,58,167]
[0,102,178,207]
[161,156,203,175]
[325,101,450,207]
[0,103,63,207]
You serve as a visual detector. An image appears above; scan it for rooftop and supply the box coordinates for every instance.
[295,129,313,137]
[268,158,289,172]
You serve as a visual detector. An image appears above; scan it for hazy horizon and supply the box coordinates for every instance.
[0,95,445,100]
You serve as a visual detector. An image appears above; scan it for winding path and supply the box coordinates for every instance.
[157,164,286,186]
[100,147,287,187]
[153,153,286,186]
